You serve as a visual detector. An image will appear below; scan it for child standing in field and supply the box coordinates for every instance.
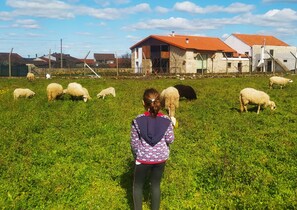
[130,88,175,210]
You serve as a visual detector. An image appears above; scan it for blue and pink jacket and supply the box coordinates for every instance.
[130,112,174,164]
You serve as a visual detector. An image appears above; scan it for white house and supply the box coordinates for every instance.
[224,34,297,72]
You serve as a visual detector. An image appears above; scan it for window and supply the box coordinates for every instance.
[227,62,231,68]
[270,50,274,56]
[161,45,169,52]
[283,60,287,62]
[225,53,232,58]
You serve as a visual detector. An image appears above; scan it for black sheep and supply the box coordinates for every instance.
[174,84,197,100]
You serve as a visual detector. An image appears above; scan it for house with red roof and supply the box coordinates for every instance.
[130,33,249,74]
[224,34,297,72]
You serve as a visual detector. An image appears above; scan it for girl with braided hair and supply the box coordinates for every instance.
[130,88,175,210]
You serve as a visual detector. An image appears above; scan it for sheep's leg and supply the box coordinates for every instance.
[242,103,248,112]
[257,105,261,114]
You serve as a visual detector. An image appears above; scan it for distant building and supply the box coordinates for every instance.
[0,52,28,76]
[94,53,115,67]
[130,33,249,74]
[50,53,82,68]
[224,34,297,72]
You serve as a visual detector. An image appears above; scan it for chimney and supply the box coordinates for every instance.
[186,38,189,44]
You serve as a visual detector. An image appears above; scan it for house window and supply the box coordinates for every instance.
[225,53,232,58]
[227,62,231,68]
[245,52,249,56]
[270,50,274,56]
[161,45,169,52]
[283,60,287,62]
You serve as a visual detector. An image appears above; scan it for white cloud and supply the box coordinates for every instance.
[7,0,71,10]
[174,1,204,13]
[173,1,254,14]
[263,8,297,21]
[155,6,170,13]
[0,11,13,20]
[12,19,40,28]
[3,1,150,20]
[94,0,130,6]
[124,7,297,38]
[125,17,218,31]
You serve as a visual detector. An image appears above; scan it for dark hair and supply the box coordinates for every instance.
[143,88,161,118]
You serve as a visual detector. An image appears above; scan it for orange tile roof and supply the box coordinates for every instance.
[232,34,289,46]
[130,34,236,53]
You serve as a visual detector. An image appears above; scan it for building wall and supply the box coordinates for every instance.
[131,48,143,73]
[252,45,297,72]
[206,52,249,73]
[169,46,186,73]
[224,35,251,55]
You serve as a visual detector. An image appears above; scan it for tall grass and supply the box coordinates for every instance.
[0,75,296,209]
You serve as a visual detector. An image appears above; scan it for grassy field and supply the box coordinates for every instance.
[0,74,296,209]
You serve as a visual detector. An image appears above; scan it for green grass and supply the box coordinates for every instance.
[0,75,297,209]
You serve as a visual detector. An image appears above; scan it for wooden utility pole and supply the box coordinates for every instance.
[9,48,13,77]
[49,49,51,70]
[116,52,119,77]
[60,39,63,68]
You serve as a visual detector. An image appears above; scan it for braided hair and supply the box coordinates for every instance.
[143,88,161,118]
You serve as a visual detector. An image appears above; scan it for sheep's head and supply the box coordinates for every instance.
[170,116,178,128]
[269,101,276,111]
[83,96,88,102]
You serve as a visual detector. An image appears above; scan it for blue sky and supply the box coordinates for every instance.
[0,0,297,58]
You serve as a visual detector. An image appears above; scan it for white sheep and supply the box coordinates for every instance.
[26,72,35,81]
[269,76,293,89]
[239,87,276,114]
[13,88,35,99]
[97,87,116,99]
[63,82,91,102]
[160,86,180,118]
[46,83,64,101]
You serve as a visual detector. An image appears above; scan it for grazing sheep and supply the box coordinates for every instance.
[174,84,197,100]
[97,87,116,99]
[13,88,35,99]
[46,83,64,101]
[26,72,35,81]
[82,87,91,100]
[239,87,276,114]
[63,82,91,102]
[46,73,51,79]
[269,76,293,89]
[160,86,180,117]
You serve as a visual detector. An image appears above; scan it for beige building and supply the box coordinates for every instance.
[130,34,250,74]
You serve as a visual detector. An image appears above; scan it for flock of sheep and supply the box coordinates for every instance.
[239,76,293,114]
[13,73,293,128]
[158,75,293,126]
[13,72,116,102]
[13,82,116,102]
